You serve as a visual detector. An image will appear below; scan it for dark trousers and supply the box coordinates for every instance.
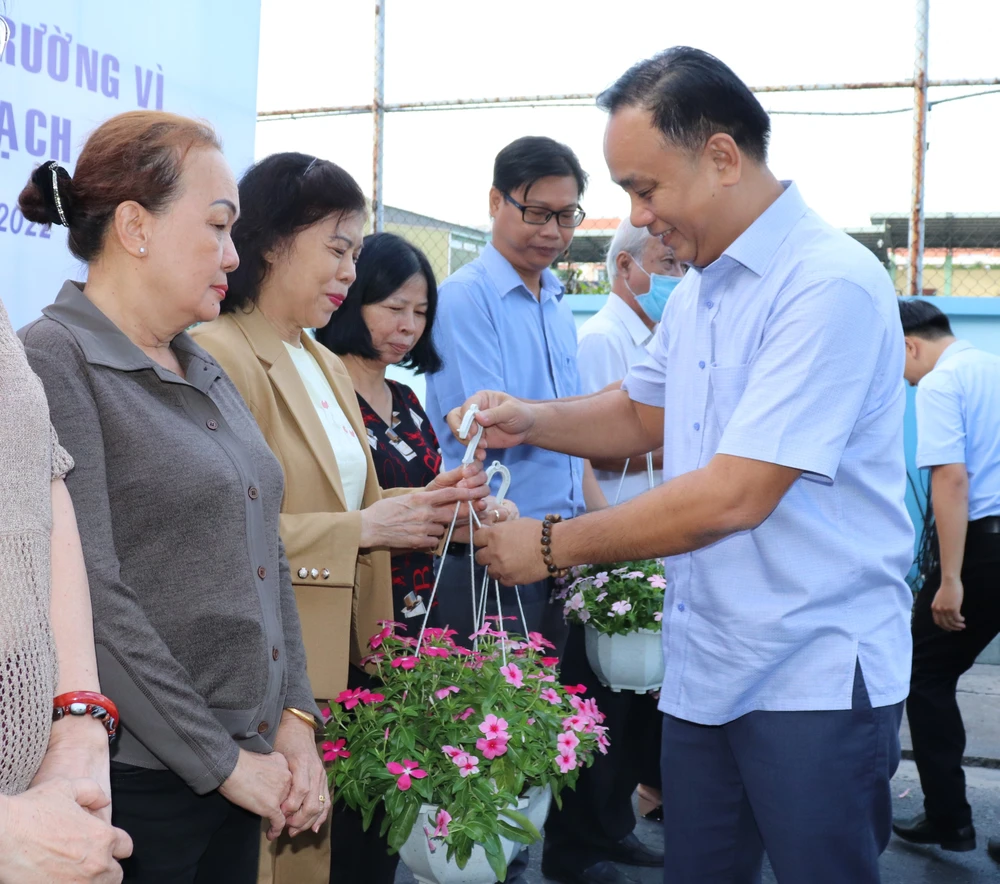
[660,662,902,884]
[907,530,1000,828]
[430,549,566,651]
[329,801,400,884]
[111,763,260,884]
[544,625,662,871]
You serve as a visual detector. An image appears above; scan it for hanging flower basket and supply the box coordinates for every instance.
[399,797,529,884]
[322,622,609,882]
[583,626,664,694]
[560,560,666,693]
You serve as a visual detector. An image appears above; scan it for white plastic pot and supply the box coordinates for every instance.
[523,784,552,833]
[398,798,528,884]
[584,626,664,693]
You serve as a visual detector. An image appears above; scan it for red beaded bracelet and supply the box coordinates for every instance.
[53,691,119,741]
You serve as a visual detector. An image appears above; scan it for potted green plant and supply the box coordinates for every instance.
[322,620,608,884]
[561,560,666,693]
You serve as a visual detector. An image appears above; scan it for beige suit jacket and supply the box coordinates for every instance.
[192,307,395,700]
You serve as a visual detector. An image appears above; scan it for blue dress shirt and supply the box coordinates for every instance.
[623,183,914,725]
[916,340,1000,520]
[426,243,584,521]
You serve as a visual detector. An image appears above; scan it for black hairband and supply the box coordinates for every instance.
[31,161,73,227]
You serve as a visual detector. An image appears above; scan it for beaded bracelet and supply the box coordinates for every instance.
[53,691,119,741]
[541,514,569,579]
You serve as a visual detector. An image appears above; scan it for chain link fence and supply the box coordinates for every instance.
[258,2,1000,299]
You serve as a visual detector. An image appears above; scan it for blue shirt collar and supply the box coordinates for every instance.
[720,181,809,277]
[481,242,565,303]
[936,339,975,366]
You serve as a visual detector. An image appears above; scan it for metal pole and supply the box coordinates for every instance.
[372,1,386,233]
[908,0,930,296]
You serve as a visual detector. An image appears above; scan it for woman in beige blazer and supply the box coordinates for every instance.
[192,153,490,884]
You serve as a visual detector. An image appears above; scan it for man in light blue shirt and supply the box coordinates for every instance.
[427,136,636,884]
[445,48,913,883]
[892,300,1000,861]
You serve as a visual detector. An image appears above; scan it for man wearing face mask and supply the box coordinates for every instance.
[578,219,684,503]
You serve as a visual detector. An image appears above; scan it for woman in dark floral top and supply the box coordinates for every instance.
[317,233,518,623]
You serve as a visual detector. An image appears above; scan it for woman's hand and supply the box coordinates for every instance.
[218,748,293,841]
[0,779,132,883]
[31,716,111,822]
[272,712,329,837]
[360,485,483,550]
[451,496,519,544]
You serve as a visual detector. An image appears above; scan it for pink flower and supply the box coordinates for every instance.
[478,714,509,739]
[321,738,350,761]
[335,687,366,710]
[422,646,450,658]
[384,727,390,741]
[441,745,464,759]
[566,592,585,612]
[455,707,475,721]
[476,736,509,759]
[610,600,632,616]
[432,808,451,838]
[648,574,667,589]
[320,707,332,722]
[654,611,663,622]
[369,625,393,649]
[527,632,555,651]
[500,663,524,688]
[626,570,646,579]
[435,685,460,700]
[391,656,418,670]
[528,673,556,682]
[540,688,562,705]
[562,714,587,732]
[564,683,588,695]
[386,759,427,791]
[456,753,480,777]
[578,610,591,622]
[557,731,580,752]
[593,571,609,588]
[555,750,578,773]
[540,656,560,667]
[595,591,608,602]
[595,725,611,755]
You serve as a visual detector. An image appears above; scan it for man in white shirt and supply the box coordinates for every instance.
[892,299,1000,862]
[577,219,683,503]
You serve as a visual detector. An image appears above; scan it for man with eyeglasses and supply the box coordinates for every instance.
[426,136,619,882]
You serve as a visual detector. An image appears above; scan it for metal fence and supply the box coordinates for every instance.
[258,0,1000,298]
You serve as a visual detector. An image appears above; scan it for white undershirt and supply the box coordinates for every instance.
[283,341,367,511]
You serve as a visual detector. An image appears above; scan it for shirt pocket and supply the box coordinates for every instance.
[709,364,750,432]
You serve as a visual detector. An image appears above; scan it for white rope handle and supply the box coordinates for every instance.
[614,451,658,506]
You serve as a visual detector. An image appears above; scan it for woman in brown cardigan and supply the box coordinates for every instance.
[192,153,492,884]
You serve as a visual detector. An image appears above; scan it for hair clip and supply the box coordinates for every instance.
[47,162,69,227]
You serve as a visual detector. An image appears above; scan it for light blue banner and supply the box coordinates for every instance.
[0,0,261,329]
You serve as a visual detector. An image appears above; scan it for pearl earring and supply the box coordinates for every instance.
[139,247,146,255]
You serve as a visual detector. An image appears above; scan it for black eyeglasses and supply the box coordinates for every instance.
[501,192,586,228]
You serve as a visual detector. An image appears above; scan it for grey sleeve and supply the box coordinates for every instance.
[276,537,322,719]
[23,327,239,794]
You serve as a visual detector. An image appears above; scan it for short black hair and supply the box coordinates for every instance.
[492,136,588,200]
[597,47,771,164]
[222,152,367,313]
[315,232,443,375]
[898,298,954,339]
